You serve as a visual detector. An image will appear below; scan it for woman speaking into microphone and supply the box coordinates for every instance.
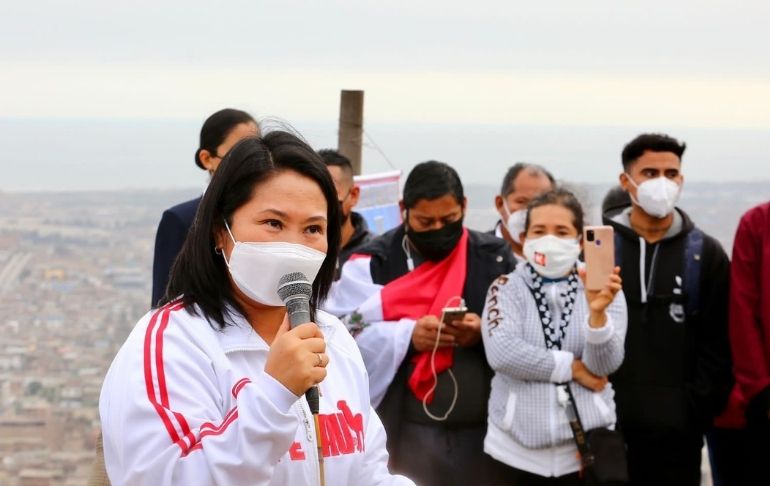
[99,132,414,485]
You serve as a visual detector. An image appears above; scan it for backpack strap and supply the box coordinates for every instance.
[683,228,704,318]
[614,231,623,267]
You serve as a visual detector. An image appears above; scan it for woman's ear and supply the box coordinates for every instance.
[213,220,233,256]
[199,149,218,173]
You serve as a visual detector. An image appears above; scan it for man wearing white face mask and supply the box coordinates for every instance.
[491,163,555,261]
[603,133,732,486]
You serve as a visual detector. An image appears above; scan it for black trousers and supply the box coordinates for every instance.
[487,458,584,486]
[623,429,702,486]
[707,421,770,486]
[390,421,498,486]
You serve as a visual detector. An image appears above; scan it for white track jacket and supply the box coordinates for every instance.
[99,301,414,486]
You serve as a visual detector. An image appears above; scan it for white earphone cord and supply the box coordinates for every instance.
[421,296,463,422]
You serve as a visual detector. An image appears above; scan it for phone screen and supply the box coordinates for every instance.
[441,307,468,326]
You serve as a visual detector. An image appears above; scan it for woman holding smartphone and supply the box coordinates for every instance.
[481,189,628,485]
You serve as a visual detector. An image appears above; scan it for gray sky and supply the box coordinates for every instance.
[2,1,770,191]
[3,0,770,127]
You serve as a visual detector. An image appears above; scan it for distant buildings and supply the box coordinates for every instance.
[0,184,766,483]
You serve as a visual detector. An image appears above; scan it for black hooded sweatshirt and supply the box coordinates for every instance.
[603,205,732,440]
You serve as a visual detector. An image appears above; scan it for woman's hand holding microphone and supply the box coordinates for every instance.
[265,315,329,396]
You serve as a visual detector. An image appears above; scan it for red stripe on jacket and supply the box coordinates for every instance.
[143,301,249,455]
[143,301,187,450]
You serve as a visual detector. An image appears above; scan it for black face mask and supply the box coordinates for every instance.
[406,215,464,262]
[338,201,350,227]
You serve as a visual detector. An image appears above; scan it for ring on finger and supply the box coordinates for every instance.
[316,353,324,367]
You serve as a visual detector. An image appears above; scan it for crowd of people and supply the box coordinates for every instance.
[93,108,770,486]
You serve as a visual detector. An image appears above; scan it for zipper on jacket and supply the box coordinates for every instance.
[296,399,322,486]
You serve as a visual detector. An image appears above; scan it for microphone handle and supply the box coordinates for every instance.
[285,297,319,413]
[305,386,320,415]
[286,296,311,328]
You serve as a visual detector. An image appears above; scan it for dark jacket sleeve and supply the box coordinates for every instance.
[151,210,188,307]
[729,209,770,417]
[687,236,733,425]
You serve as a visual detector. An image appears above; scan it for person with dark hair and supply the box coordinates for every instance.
[317,149,373,278]
[151,108,259,307]
[600,185,631,214]
[492,163,555,261]
[323,161,516,486]
[603,133,732,485]
[482,189,627,484]
[100,133,413,485]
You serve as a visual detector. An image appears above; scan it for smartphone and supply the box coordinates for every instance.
[583,225,615,291]
[441,306,468,326]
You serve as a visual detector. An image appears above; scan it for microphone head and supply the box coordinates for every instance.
[277,272,312,304]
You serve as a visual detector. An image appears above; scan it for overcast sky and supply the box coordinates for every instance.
[3,0,770,128]
[2,1,770,191]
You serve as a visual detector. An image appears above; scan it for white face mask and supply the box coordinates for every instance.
[222,220,327,306]
[626,174,682,219]
[523,235,581,279]
[502,202,527,245]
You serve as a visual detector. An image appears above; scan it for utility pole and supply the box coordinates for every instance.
[337,90,364,175]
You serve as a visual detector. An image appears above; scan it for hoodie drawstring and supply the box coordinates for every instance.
[638,236,661,304]
[639,236,647,303]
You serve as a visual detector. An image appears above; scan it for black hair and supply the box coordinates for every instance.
[318,149,354,186]
[621,133,686,171]
[318,149,353,174]
[195,108,257,170]
[524,188,585,235]
[601,185,631,213]
[403,160,464,209]
[500,162,556,196]
[163,132,341,329]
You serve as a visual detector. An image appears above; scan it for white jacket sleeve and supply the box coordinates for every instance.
[323,257,383,318]
[322,256,415,408]
[99,309,300,485]
[356,406,415,486]
[481,276,571,383]
[355,318,415,407]
[581,290,627,376]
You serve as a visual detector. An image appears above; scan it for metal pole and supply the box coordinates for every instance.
[337,90,364,175]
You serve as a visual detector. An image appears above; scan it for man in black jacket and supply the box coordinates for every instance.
[603,133,732,486]
[324,161,515,486]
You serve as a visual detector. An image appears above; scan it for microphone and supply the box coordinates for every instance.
[277,272,326,486]
[277,272,312,328]
[276,273,318,414]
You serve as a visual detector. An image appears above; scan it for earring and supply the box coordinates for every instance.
[214,246,223,255]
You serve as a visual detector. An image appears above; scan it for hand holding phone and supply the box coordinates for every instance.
[441,306,468,326]
[583,226,615,291]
